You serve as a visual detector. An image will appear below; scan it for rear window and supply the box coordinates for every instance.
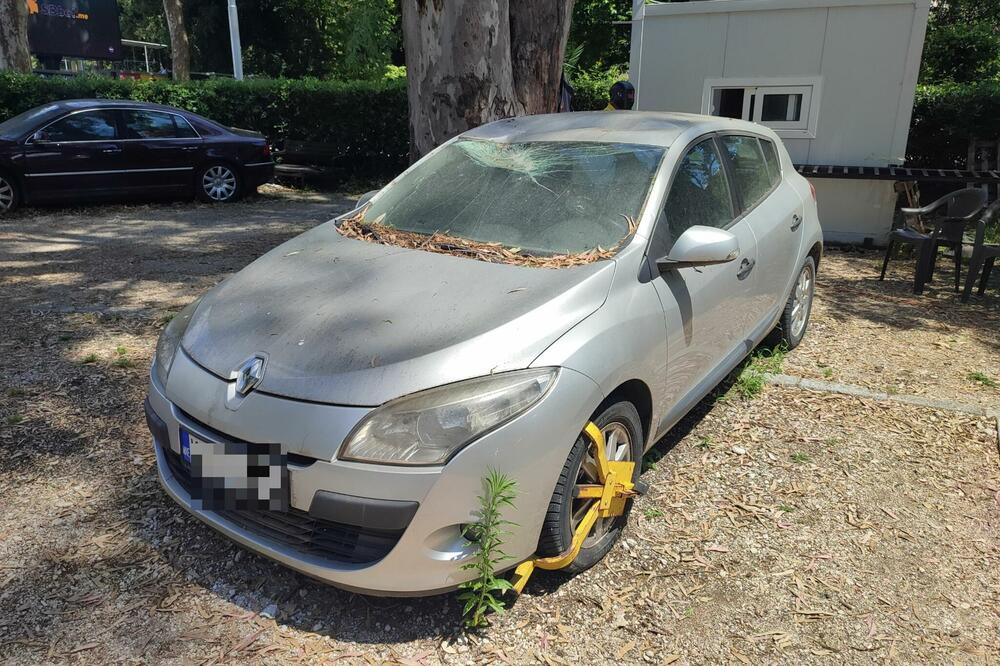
[759,138,781,185]
[122,110,199,139]
[720,135,773,209]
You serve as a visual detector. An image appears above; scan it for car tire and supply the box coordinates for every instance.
[773,256,816,350]
[536,400,643,574]
[196,163,242,203]
[0,172,21,214]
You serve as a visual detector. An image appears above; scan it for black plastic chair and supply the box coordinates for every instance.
[961,200,1000,302]
[880,188,987,294]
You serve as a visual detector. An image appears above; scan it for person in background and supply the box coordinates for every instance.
[604,81,636,111]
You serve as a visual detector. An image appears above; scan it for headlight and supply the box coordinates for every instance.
[339,368,558,466]
[154,298,201,386]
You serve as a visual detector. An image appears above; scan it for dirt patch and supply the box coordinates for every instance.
[1,202,998,664]
[788,248,1000,410]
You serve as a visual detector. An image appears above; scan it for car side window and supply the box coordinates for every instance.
[123,110,198,139]
[44,111,118,142]
[720,135,773,210]
[661,138,734,241]
[759,138,781,185]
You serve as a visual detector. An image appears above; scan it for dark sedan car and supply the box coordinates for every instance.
[0,99,275,213]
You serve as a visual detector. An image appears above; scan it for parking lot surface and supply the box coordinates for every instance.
[1,191,997,664]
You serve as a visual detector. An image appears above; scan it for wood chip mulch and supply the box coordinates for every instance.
[0,197,997,664]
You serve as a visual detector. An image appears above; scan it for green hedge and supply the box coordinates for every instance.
[907,81,1000,169]
[0,70,639,181]
[0,72,410,178]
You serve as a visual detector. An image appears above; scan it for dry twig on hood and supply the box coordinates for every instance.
[336,209,628,268]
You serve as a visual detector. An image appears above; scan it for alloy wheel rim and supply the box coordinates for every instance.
[790,264,813,339]
[202,166,236,201]
[571,421,633,549]
[0,177,14,211]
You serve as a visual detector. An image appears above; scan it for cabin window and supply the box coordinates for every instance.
[704,78,820,138]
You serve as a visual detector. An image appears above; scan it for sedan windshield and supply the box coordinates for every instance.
[362,139,664,256]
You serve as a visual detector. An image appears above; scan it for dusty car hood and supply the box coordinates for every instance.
[180,221,615,406]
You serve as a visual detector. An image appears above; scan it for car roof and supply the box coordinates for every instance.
[49,99,191,114]
[462,111,774,148]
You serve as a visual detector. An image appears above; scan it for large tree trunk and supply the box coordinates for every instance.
[403,0,575,161]
[162,0,191,81]
[509,0,574,114]
[0,0,32,73]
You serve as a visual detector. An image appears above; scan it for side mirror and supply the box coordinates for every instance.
[31,130,49,144]
[357,189,380,208]
[656,225,740,272]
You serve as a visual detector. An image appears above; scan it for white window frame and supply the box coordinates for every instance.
[702,77,823,139]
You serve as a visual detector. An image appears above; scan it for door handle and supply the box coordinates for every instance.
[737,257,755,280]
[790,214,803,231]
[181,146,199,151]
[101,146,122,154]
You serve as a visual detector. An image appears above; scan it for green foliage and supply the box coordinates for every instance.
[0,72,409,179]
[571,67,629,111]
[458,469,517,629]
[920,23,1000,84]
[118,0,399,79]
[734,345,787,400]
[919,0,1000,84]
[569,0,632,71]
[967,371,998,389]
[908,81,1000,169]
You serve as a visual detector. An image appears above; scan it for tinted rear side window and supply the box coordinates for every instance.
[662,138,734,241]
[720,135,773,209]
[123,110,198,139]
[44,111,118,142]
[759,138,781,185]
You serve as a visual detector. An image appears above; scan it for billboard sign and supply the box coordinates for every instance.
[27,0,123,60]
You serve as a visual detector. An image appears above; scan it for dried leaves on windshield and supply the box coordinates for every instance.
[336,209,635,269]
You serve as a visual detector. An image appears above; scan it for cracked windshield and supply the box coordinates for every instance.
[357,139,665,256]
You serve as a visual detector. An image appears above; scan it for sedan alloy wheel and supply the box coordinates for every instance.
[0,176,18,213]
[202,165,238,202]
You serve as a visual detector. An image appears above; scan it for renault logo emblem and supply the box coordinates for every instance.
[234,355,266,396]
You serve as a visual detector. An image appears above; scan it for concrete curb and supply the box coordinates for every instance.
[765,373,1000,445]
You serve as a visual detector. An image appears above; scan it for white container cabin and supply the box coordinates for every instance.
[629,0,931,245]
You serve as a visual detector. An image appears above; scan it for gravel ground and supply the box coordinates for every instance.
[1,192,998,664]
[787,246,1000,409]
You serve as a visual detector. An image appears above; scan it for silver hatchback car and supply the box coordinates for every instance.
[145,112,822,595]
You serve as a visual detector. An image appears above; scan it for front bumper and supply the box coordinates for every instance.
[145,351,602,595]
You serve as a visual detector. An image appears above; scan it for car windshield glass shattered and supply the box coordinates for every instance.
[340,139,664,264]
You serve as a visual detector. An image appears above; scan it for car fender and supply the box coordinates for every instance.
[531,243,668,449]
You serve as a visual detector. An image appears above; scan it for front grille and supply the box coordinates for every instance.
[160,444,402,564]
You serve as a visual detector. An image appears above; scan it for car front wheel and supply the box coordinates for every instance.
[536,400,643,574]
[197,163,241,203]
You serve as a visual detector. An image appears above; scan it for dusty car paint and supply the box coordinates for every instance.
[147,112,823,594]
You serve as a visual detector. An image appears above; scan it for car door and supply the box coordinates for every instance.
[120,109,203,192]
[646,136,759,415]
[719,134,803,329]
[22,109,126,201]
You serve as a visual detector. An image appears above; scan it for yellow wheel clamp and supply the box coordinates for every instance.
[511,421,646,594]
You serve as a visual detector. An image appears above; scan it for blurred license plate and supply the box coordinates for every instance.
[179,428,288,511]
